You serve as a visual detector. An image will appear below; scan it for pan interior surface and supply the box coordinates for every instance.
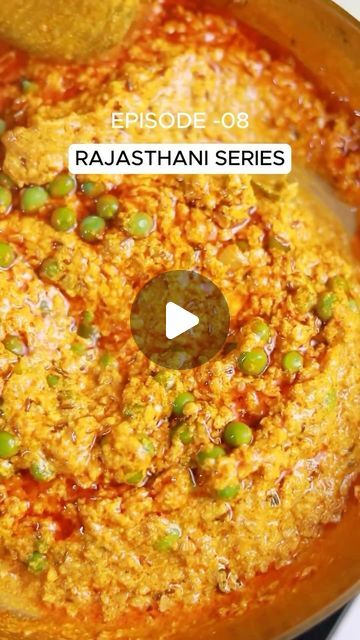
[0,2,358,639]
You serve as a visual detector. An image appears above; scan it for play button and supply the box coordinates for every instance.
[166,302,199,340]
[130,270,230,369]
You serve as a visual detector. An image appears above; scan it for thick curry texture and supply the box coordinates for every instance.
[0,0,359,631]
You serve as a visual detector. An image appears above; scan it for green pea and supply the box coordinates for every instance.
[267,235,290,252]
[223,421,253,447]
[125,470,144,485]
[81,181,105,198]
[0,241,15,269]
[197,446,226,465]
[249,318,270,343]
[282,350,303,373]
[50,206,77,232]
[30,459,54,482]
[0,119,6,136]
[26,551,47,574]
[172,392,194,416]
[238,348,268,376]
[0,186,12,215]
[125,212,154,238]
[39,258,60,281]
[316,291,336,322]
[154,527,181,552]
[3,334,26,356]
[0,172,15,190]
[217,485,240,500]
[21,186,48,213]
[96,194,119,220]
[48,173,76,198]
[21,79,38,94]
[0,431,19,458]
[79,215,105,242]
[46,374,59,388]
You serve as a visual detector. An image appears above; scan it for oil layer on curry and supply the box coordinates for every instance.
[0,0,359,630]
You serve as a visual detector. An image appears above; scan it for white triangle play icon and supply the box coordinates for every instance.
[166,302,199,340]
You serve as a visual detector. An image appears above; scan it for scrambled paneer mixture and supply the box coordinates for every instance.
[0,0,359,628]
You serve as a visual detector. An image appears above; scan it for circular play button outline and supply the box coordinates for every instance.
[130,270,230,370]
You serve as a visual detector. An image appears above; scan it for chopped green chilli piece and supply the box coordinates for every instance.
[27,551,47,574]
[328,275,349,292]
[71,342,86,355]
[324,388,337,411]
[46,374,60,388]
[0,186,12,214]
[141,437,155,455]
[21,79,38,94]
[178,425,193,445]
[267,235,290,252]
[154,527,181,552]
[99,352,115,368]
[197,446,226,464]
[154,370,176,390]
[77,322,98,341]
[125,470,144,485]
[30,459,55,482]
[217,485,240,500]
[3,334,26,356]
[0,241,15,269]
[348,298,359,313]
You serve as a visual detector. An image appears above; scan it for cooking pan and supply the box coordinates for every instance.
[0,1,359,638]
